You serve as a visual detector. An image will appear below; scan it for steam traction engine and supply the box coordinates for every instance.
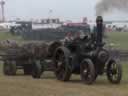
[32,16,122,85]
[53,16,122,84]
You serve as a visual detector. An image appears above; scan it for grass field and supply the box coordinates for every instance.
[106,32,128,50]
[0,32,127,96]
[0,32,23,41]
[0,62,128,96]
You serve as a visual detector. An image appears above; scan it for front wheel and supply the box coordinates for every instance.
[107,59,122,84]
[32,60,43,79]
[80,59,95,85]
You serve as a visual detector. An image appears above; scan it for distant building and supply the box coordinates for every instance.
[41,18,62,24]
[32,18,63,29]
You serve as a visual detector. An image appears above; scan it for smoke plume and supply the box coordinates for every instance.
[96,0,128,16]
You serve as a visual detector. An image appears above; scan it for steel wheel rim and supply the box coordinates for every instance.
[55,50,66,79]
[109,61,120,81]
[81,61,92,81]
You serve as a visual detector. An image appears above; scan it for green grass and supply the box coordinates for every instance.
[0,32,23,41]
[106,32,128,50]
[122,62,128,81]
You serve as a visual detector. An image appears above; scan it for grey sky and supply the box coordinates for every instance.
[4,0,128,21]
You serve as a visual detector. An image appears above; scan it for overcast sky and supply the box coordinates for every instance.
[3,0,128,21]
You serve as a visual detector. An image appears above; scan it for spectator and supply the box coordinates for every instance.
[64,32,73,42]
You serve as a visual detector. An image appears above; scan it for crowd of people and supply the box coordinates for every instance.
[105,24,128,32]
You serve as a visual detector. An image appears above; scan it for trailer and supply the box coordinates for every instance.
[0,40,62,76]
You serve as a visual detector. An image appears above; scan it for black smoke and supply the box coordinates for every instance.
[96,0,128,16]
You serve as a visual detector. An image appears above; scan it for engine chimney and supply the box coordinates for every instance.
[96,16,103,47]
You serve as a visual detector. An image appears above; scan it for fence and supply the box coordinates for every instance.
[21,29,67,41]
[21,27,90,41]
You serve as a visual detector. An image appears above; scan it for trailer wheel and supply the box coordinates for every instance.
[53,47,72,81]
[32,60,43,79]
[23,64,32,75]
[3,60,17,76]
[80,59,95,85]
[107,59,122,84]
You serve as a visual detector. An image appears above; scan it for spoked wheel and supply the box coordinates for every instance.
[3,60,17,76]
[3,60,10,75]
[32,60,43,79]
[54,47,72,81]
[107,59,122,84]
[80,59,95,85]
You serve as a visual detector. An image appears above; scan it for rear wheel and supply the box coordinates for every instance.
[80,59,95,85]
[32,60,43,79]
[107,59,122,84]
[54,47,72,81]
[3,60,17,76]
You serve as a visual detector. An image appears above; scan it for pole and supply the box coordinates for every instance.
[2,1,4,22]
[0,0,5,22]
